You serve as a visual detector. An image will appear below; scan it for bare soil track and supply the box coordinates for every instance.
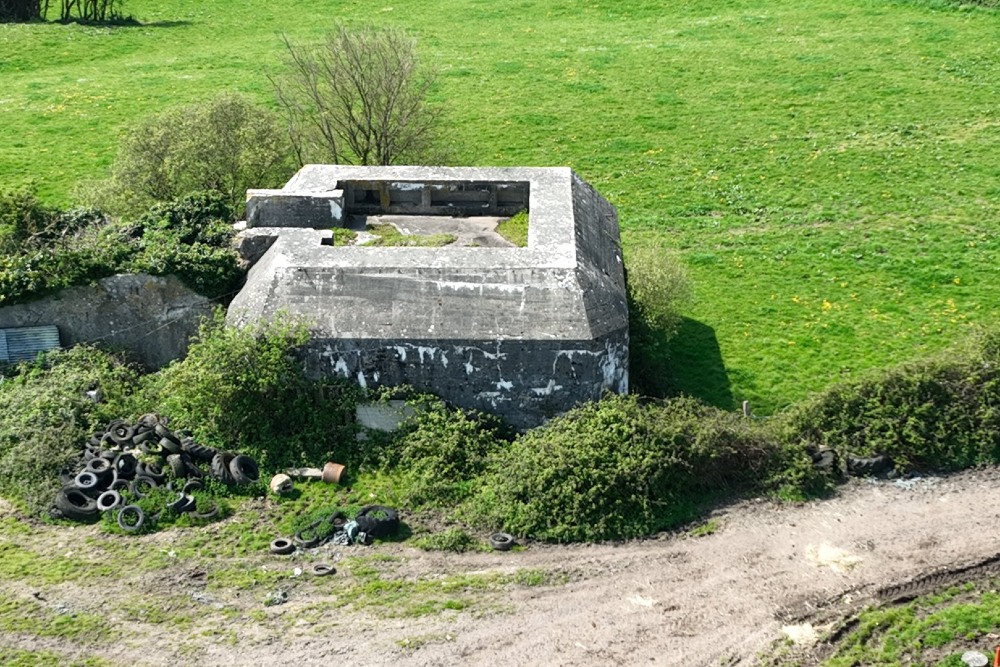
[3,466,1000,666]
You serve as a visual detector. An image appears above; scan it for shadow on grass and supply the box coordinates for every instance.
[631,316,734,410]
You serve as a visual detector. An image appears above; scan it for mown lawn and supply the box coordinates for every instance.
[2,0,999,412]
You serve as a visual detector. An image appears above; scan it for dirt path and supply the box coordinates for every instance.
[340,468,1000,667]
[4,467,1000,666]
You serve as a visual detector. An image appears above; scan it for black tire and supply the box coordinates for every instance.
[131,430,156,446]
[96,490,123,512]
[190,500,220,520]
[166,454,187,479]
[181,479,204,494]
[328,511,348,530]
[269,538,295,555]
[85,457,113,482]
[182,440,218,463]
[355,505,400,539]
[159,437,182,455]
[117,505,145,533]
[312,564,336,576]
[210,452,236,485]
[113,453,137,480]
[74,470,102,494]
[489,532,515,551]
[136,413,161,430]
[110,478,130,492]
[129,475,159,499]
[135,462,165,483]
[54,487,98,521]
[228,455,259,485]
[294,521,323,549]
[109,423,135,446]
[168,492,196,513]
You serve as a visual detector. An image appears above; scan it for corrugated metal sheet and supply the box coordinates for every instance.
[0,325,61,363]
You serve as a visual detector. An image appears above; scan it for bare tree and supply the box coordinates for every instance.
[270,25,440,166]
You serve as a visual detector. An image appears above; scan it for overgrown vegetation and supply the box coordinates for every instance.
[145,313,361,471]
[83,93,293,220]
[463,394,793,542]
[781,330,1000,473]
[0,189,243,305]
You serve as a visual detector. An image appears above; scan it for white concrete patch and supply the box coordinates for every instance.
[806,544,864,573]
[627,595,657,608]
[781,624,819,645]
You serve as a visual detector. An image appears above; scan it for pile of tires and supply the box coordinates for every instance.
[52,414,259,528]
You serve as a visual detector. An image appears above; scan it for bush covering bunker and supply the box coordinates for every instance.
[229,165,628,429]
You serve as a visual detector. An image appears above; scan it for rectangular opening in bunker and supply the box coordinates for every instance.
[344,181,529,217]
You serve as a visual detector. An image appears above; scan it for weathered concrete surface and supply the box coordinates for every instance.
[229,166,627,428]
[0,274,213,369]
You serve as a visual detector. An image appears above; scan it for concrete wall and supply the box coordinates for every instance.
[303,332,627,430]
[0,274,213,369]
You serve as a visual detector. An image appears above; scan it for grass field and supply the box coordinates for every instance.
[2,0,1000,413]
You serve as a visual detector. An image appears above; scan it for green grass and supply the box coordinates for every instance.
[496,210,529,247]
[817,582,1000,667]
[365,224,456,247]
[3,0,1000,413]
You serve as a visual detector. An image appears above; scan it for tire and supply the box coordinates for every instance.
[129,475,159,499]
[96,490,123,512]
[135,461,165,483]
[85,457,113,482]
[312,564,336,576]
[109,423,135,446]
[228,455,259,485]
[269,538,295,555]
[182,441,217,463]
[181,479,204,494]
[54,487,98,521]
[110,478,130,492]
[190,500,220,521]
[355,505,400,539]
[113,453,137,480]
[489,532,515,551]
[131,430,156,446]
[74,470,102,494]
[158,437,182,455]
[166,454,187,479]
[294,521,323,549]
[210,452,236,485]
[328,511,348,530]
[168,492,196,513]
[116,505,145,533]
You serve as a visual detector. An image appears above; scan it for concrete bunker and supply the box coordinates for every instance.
[230,165,628,429]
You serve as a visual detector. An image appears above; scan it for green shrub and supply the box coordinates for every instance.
[778,329,1000,472]
[145,313,360,473]
[0,192,242,306]
[412,527,481,552]
[625,244,692,396]
[382,398,508,508]
[0,346,141,513]
[123,192,243,298]
[84,93,294,219]
[463,394,782,542]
